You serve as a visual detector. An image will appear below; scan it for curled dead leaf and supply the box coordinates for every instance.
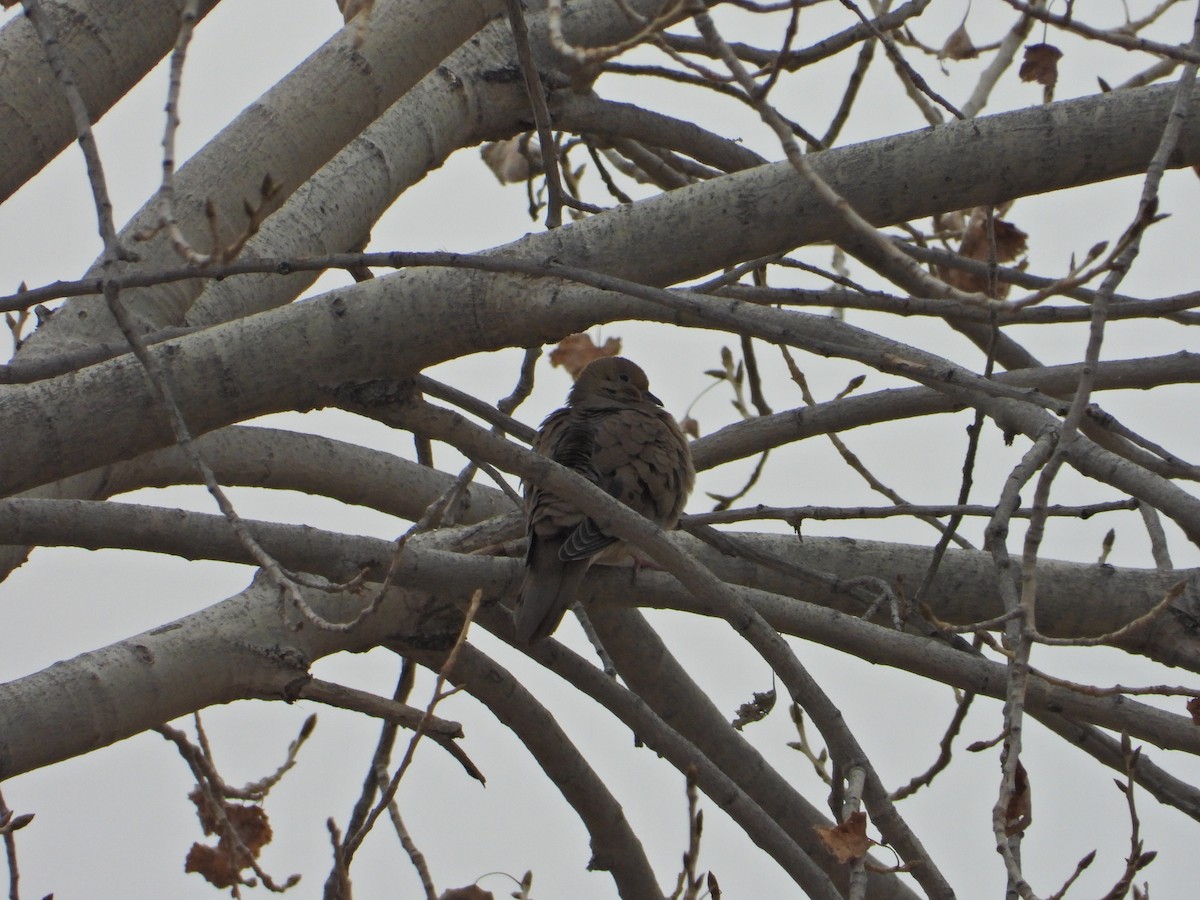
[814,811,872,864]
[481,134,543,184]
[185,789,274,888]
[438,887,494,899]
[548,333,622,379]
[1020,43,1063,88]
[939,211,1029,297]
[227,804,273,855]
[1004,761,1032,836]
[732,688,776,730]
[939,23,978,61]
[186,844,240,890]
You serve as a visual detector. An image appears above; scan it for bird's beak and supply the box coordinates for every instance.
[645,390,664,406]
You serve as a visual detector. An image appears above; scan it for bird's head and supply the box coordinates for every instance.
[568,356,663,406]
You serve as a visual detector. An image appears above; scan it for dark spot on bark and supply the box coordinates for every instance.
[480,65,521,84]
[131,643,155,664]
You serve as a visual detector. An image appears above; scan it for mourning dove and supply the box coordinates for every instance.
[514,356,695,644]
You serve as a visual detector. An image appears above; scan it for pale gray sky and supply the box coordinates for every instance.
[3,2,1199,897]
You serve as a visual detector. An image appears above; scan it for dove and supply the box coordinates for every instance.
[514,356,695,644]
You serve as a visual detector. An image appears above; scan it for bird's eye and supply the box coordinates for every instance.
[619,374,630,382]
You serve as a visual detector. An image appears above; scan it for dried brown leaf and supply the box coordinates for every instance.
[185,843,239,889]
[939,212,1028,297]
[438,887,493,900]
[1019,43,1063,87]
[814,811,872,864]
[1004,761,1032,836]
[189,786,221,835]
[732,688,777,730]
[548,333,622,378]
[227,804,272,855]
[991,220,1029,263]
[939,23,978,61]
[184,791,273,887]
[481,135,543,184]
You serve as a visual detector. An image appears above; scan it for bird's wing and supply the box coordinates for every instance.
[530,405,621,561]
[589,404,695,528]
[515,406,609,643]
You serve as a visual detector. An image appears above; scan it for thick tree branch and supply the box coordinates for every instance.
[2,499,1196,782]
[0,0,222,202]
[4,81,1199,496]
[15,0,507,360]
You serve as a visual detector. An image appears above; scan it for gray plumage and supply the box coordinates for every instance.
[514,357,695,643]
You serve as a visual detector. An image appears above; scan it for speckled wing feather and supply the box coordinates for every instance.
[514,358,694,644]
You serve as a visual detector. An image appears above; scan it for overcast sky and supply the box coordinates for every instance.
[3,1,1200,897]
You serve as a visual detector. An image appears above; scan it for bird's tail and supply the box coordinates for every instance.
[514,540,591,643]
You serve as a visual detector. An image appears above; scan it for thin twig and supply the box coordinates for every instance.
[506,0,565,228]
[835,0,964,120]
[150,0,207,264]
[574,601,620,677]
[1028,581,1186,648]
[547,0,686,64]
[497,347,542,418]
[342,589,484,860]
[20,0,126,256]
[298,678,463,737]
[330,662,414,898]
[779,345,975,549]
[686,498,1138,526]
[821,31,877,147]
[993,21,1200,887]
[1137,502,1174,571]
[890,689,976,801]
[998,0,1200,64]
[344,458,484,633]
[373,764,437,900]
[0,788,28,900]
